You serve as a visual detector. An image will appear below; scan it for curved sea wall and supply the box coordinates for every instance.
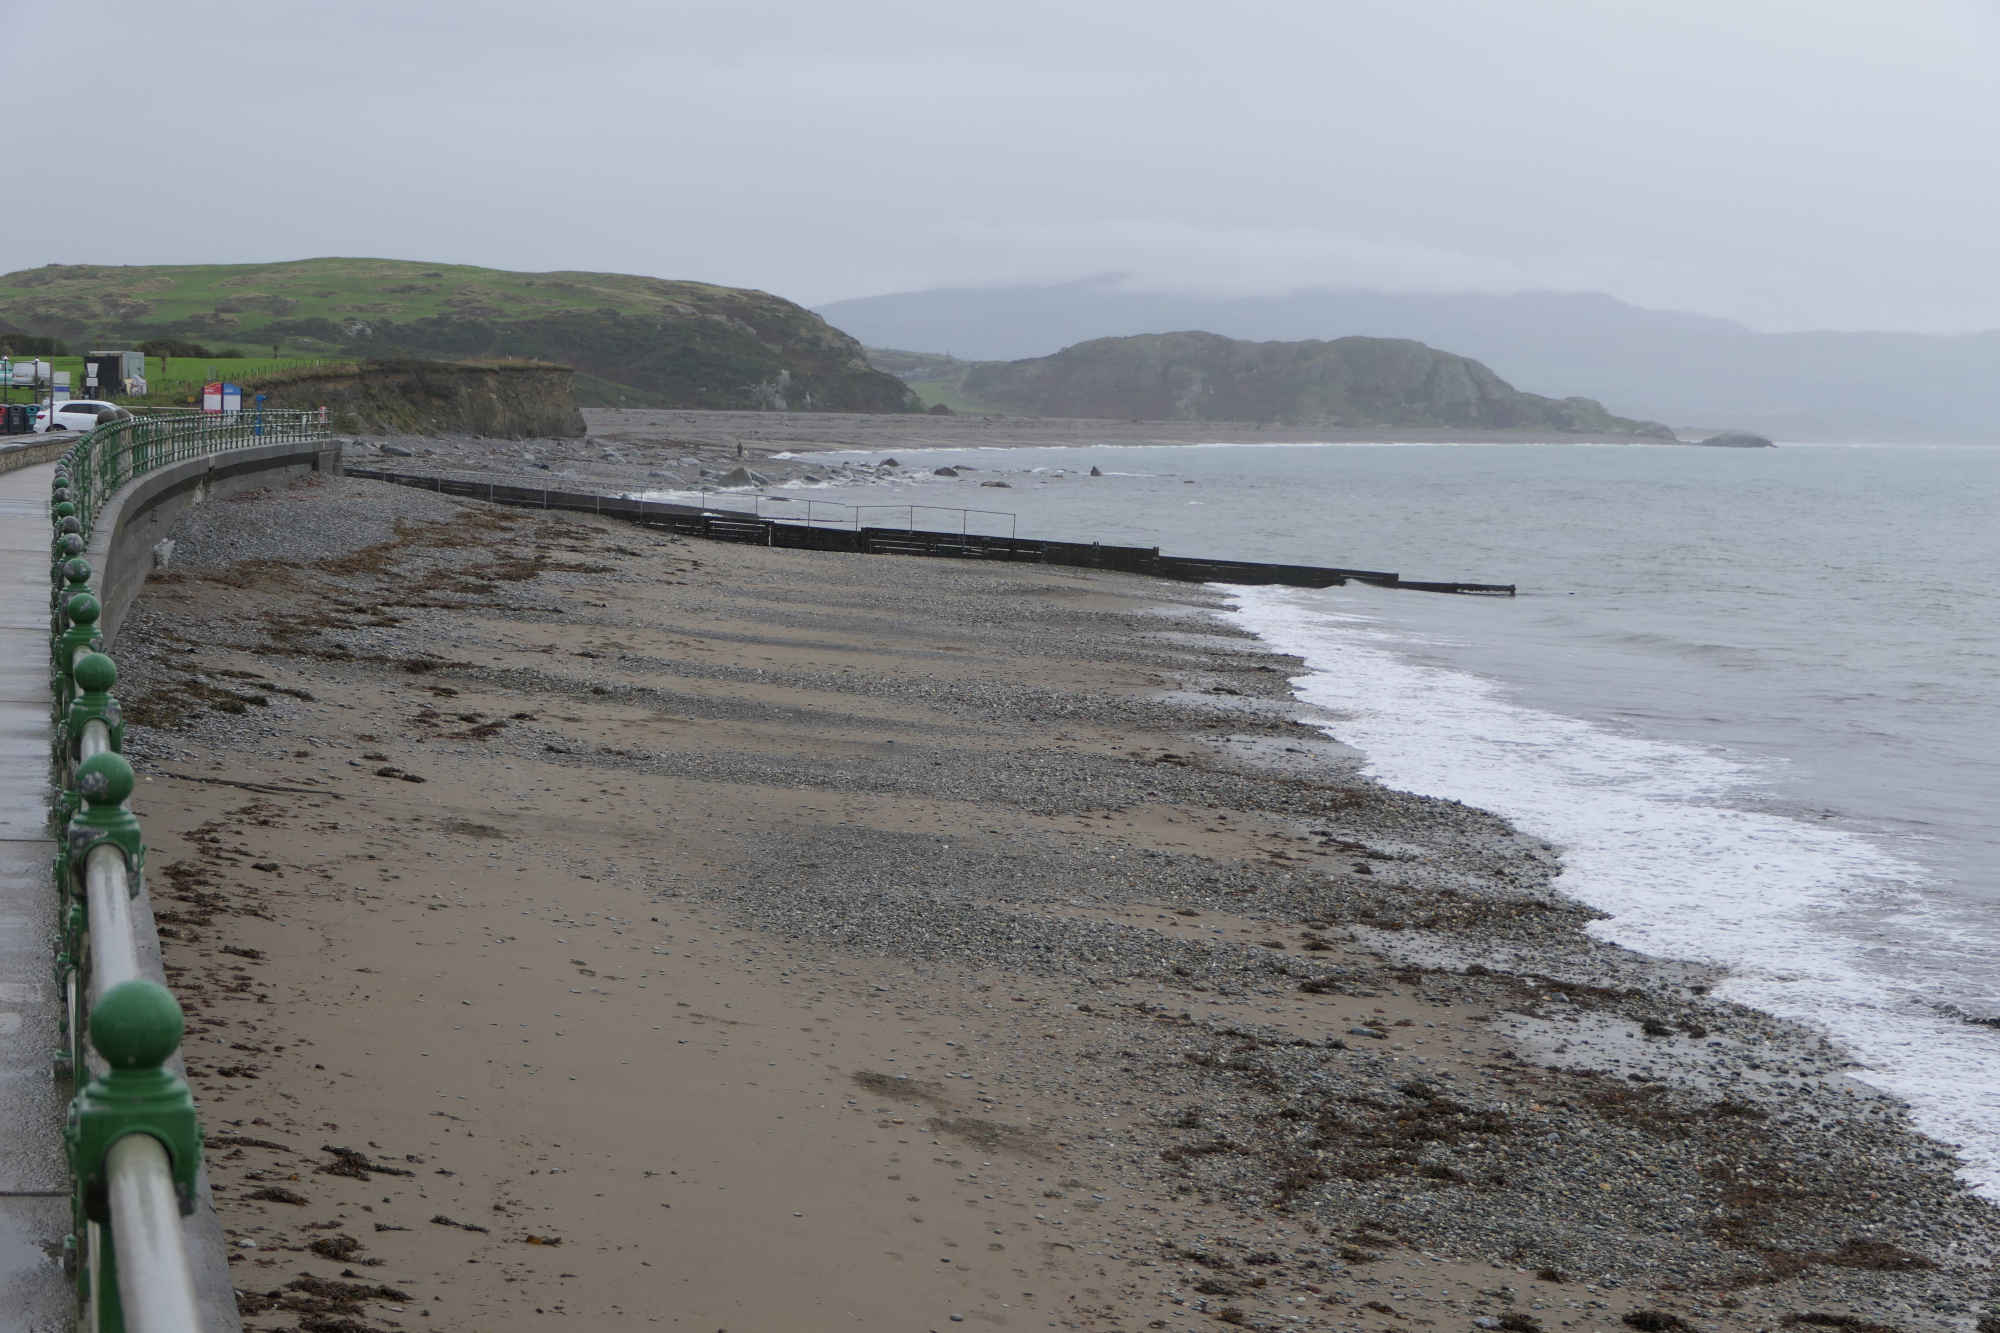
[94,437,344,642]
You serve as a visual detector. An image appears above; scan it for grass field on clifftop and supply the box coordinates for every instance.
[16,355,336,404]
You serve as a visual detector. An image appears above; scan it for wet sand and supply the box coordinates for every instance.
[111,474,2000,1331]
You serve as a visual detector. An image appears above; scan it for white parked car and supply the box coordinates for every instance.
[47,400,132,431]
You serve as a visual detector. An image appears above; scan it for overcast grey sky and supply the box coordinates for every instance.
[6,0,1996,331]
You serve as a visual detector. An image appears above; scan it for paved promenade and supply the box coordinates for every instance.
[0,458,72,1329]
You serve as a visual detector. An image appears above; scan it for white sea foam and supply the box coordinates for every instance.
[1226,583,2000,1197]
[808,440,1534,456]
[1180,439,1564,450]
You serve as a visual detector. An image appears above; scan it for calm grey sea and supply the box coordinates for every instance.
[758,439,2000,1193]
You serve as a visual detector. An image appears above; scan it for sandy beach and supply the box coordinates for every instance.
[107,469,2000,1332]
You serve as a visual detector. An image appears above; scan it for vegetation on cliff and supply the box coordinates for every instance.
[863,348,1004,414]
[256,361,587,438]
[954,331,1674,436]
[0,258,916,414]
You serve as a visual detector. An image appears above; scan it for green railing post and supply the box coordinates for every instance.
[52,643,113,835]
[51,515,81,573]
[52,556,91,634]
[49,534,85,617]
[52,593,103,715]
[67,752,145,891]
[64,652,124,763]
[65,977,202,1327]
[54,881,82,1079]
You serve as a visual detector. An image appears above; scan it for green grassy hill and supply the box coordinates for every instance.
[0,259,917,413]
[959,331,1675,436]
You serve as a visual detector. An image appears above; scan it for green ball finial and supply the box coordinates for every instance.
[90,979,183,1071]
[59,535,84,558]
[65,592,100,626]
[52,501,74,519]
[75,751,133,807]
[73,652,116,694]
[63,557,91,588]
[58,516,81,536]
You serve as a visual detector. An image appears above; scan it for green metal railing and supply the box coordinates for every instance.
[48,408,329,1332]
[59,407,328,535]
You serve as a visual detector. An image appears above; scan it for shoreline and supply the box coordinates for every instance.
[333,407,1692,512]
[582,407,1684,451]
[1221,582,2000,1205]
[112,472,2000,1330]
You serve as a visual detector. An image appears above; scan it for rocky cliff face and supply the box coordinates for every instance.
[961,331,1674,437]
[254,362,586,438]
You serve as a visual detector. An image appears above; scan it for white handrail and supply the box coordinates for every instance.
[77,710,144,1005]
[105,1136,202,1332]
[84,845,140,1006]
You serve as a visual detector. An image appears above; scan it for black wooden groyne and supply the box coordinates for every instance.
[343,468,1516,596]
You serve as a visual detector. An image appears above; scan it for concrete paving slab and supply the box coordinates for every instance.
[0,652,48,707]
[0,699,52,747]
[0,566,59,593]
[0,1195,71,1333]
[0,461,69,1210]
[0,466,58,498]
[0,807,57,841]
[0,700,51,842]
[0,841,65,1194]
[0,1071,67,1193]
[0,607,57,631]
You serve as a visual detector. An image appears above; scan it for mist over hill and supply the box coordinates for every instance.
[820,278,2000,440]
[0,259,916,413]
[956,331,1673,437]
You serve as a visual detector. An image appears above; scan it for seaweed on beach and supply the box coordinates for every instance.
[1254,1082,1518,1200]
